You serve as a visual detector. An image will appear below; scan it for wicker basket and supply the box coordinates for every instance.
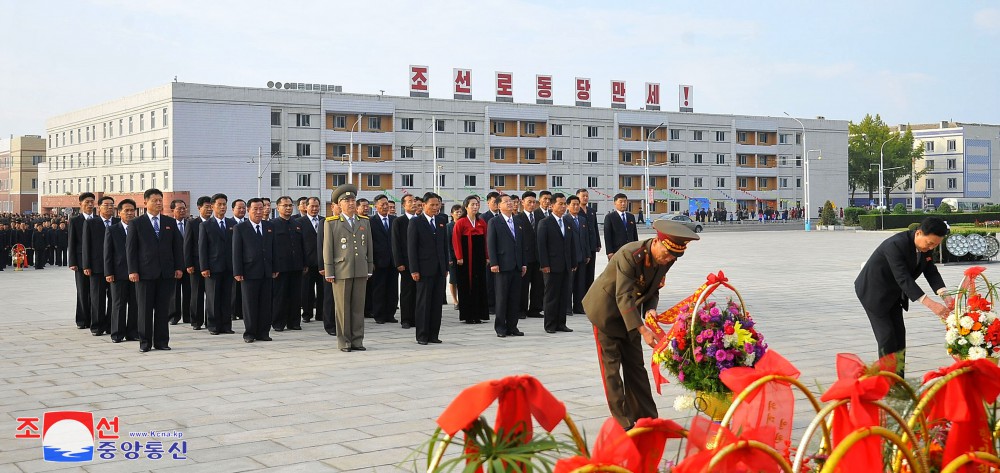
[951,268,999,363]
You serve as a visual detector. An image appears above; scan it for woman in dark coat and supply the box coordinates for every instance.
[451,195,489,323]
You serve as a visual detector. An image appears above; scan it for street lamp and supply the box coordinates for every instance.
[645,122,665,222]
[784,112,810,231]
[251,147,282,198]
[870,162,902,230]
[877,135,897,212]
[347,113,363,184]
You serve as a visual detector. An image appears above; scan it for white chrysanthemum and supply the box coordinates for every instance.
[722,334,738,347]
[946,329,960,344]
[947,312,959,327]
[673,395,695,411]
[968,346,988,360]
[960,316,975,329]
[744,351,757,366]
[958,338,968,345]
[968,331,985,347]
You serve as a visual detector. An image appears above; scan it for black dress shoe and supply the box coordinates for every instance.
[401,323,412,329]
[340,347,352,352]
[92,332,104,337]
[111,337,123,343]
[209,331,220,335]
[302,318,312,323]
[224,330,235,334]
[417,340,428,345]
[290,326,302,330]
[351,346,366,351]
[274,327,284,332]
[257,336,273,341]
[77,325,88,329]
[497,333,507,338]
[527,313,544,318]
[192,325,203,330]
[327,331,337,336]
[376,320,386,325]
[154,346,171,350]
[125,336,139,342]
[545,330,557,334]
[430,339,443,344]
[244,338,254,343]
[140,347,150,353]
[511,331,524,336]
[169,320,179,325]
[388,318,399,323]
[557,327,574,333]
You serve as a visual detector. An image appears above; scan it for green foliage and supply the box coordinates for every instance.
[907,222,921,231]
[981,204,1000,212]
[938,202,953,213]
[821,201,838,225]
[843,207,868,225]
[857,212,1000,230]
[892,203,907,214]
[412,418,579,473]
[847,114,925,205]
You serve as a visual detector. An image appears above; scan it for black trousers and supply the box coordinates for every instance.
[864,303,907,375]
[486,270,496,312]
[272,271,302,330]
[89,274,112,334]
[47,247,55,265]
[371,266,399,323]
[232,279,243,320]
[300,266,323,321]
[34,252,45,269]
[399,269,416,326]
[110,279,138,340]
[242,278,273,341]
[542,271,571,332]
[74,269,92,328]
[494,270,522,336]
[136,278,173,350]
[322,278,336,335]
[415,274,445,343]
[56,248,67,266]
[172,273,191,323]
[189,272,206,328]
[520,262,544,317]
[572,260,588,313]
[205,273,233,333]
[585,253,597,291]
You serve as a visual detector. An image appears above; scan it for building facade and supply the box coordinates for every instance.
[0,135,45,213]
[897,121,1000,210]
[42,82,849,216]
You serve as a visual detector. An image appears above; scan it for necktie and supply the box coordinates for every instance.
[430,217,436,233]
[621,212,627,230]
[558,218,564,236]
[383,217,389,230]
[528,213,534,225]
[507,218,515,237]
[104,219,111,228]
[348,217,355,229]
[312,216,319,230]
[574,216,580,230]
[256,224,262,236]
[178,220,184,236]
[152,216,160,237]
[219,219,225,232]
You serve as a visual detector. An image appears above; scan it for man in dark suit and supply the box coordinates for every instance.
[82,195,118,335]
[566,195,592,315]
[537,190,553,218]
[184,196,212,330]
[127,189,184,353]
[271,196,306,332]
[68,192,96,329]
[480,191,501,314]
[31,223,47,269]
[577,189,601,291]
[233,198,275,343]
[487,194,526,338]
[104,199,139,343]
[0,221,8,271]
[230,199,248,321]
[298,197,323,324]
[855,217,952,376]
[515,191,544,319]
[199,193,235,336]
[604,193,638,259]
[44,221,56,266]
[369,194,398,324]
[56,222,69,266]
[408,192,449,345]
[536,193,577,334]
[317,203,340,336]
[169,199,191,325]
[392,194,419,329]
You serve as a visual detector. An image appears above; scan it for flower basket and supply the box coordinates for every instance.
[945,266,1000,362]
[694,391,733,422]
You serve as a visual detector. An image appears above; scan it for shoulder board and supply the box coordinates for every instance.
[358,215,369,220]
[326,216,340,221]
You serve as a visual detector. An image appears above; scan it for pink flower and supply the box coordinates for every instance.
[709,307,721,317]
[678,371,685,382]
[694,347,704,362]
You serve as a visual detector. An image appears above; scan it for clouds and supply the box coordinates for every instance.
[974,7,1000,34]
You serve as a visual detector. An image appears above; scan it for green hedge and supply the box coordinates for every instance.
[858,212,1000,230]
[843,207,868,225]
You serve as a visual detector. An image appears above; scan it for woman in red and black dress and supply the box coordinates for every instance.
[452,195,489,324]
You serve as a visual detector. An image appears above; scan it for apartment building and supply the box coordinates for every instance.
[0,135,45,213]
[898,121,1000,210]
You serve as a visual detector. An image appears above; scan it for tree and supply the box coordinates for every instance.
[821,200,838,225]
[847,114,925,207]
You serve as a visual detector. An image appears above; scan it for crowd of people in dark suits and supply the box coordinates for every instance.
[9,187,648,352]
[0,213,70,270]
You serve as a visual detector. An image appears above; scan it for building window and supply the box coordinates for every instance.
[140,115,145,132]
[716,177,726,188]
[947,158,957,170]
[780,155,788,166]
[622,151,633,163]
[670,153,680,164]
[757,177,768,188]
[368,116,381,130]
[163,108,168,127]
[296,114,311,127]
[587,176,598,187]
[102,123,107,139]
[330,174,347,187]
[401,174,414,187]
[400,146,414,158]
[550,175,563,187]
[151,141,157,160]
[693,177,703,188]
[926,178,935,189]
[400,118,414,130]
[947,139,957,151]
[335,115,346,128]
[435,119,445,132]
[795,155,802,167]
[739,155,748,166]
[493,175,506,187]
[464,175,477,187]
[150,111,156,128]
[670,129,681,140]
[737,131,747,142]
[139,174,145,189]
[493,121,506,134]
[163,171,169,189]
[587,126,599,138]
[436,147,445,160]
[738,177,749,189]
[119,119,123,135]
[622,176,634,188]
[693,130,704,141]
[525,149,537,161]
[464,120,477,133]
[524,175,536,187]
[271,112,282,126]
[333,144,347,157]
[438,174,446,187]
[670,201,681,212]
[757,132,768,144]
[780,178,789,188]
[714,154,725,165]
[129,117,134,134]
[948,178,957,189]
[551,149,563,161]
[366,174,381,188]
[297,173,311,187]
[779,134,790,144]
[669,177,680,188]
[465,148,477,160]
[926,160,934,171]
[271,172,280,187]
[925,141,935,152]
[31,178,36,190]
[270,142,281,156]
[796,177,801,188]
[621,127,633,139]
[367,145,380,158]
[151,172,157,189]
[551,124,563,136]
[587,151,598,163]
[297,143,312,157]
[129,175,134,192]
[525,123,536,135]
[139,143,145,161]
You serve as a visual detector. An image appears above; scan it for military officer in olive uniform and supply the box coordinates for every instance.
[582,220,699,430]
[323,184,374,352]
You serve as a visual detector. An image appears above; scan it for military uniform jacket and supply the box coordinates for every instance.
[583,239,671,338]
[322,214,374,279]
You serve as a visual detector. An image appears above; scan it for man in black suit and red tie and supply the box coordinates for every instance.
[487,194,526,338]
[855,217,952,376]
[369,194,398,324]
[104,199,139,343]
[68,192,96,329]
[392,194,420,330]
[604,193,638,260]
[199,193,236,336]
[233,198,276,343]
[82,195,118,336]
[515,191,544,319]
[408,192,449,345]
[537,193,577,334]
[184,196,212,330]
[270,195,306,332]
[126,189,184,353]
[298,197,324,324]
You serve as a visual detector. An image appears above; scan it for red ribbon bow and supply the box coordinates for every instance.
[921,359,1000,473]
[675,416,783,473]
[819,353,895,471]
[437,375,566,438]
[719,350,799,450]
[706,270,728,285]
[554,418,685,473]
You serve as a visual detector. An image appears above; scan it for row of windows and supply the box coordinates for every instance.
[924,140,959,153]
[44,172,169,195]
[0,156,45,168]
[49,109,168,149]
[269,172,313,188]
[0,178,37,191]
[47,141,169,170]
[924,178,959,190]
[923,159,959,170]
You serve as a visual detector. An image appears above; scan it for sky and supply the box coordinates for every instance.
[1,0,998,137]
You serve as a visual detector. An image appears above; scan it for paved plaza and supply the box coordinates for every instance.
[0,229,975,472]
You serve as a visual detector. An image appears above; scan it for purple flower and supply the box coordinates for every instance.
[715,350,727,361]
[710,307,721,317]
[701,329,714,339]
